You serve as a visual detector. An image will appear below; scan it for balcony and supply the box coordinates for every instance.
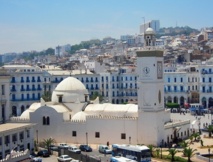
[37,79,41,82]
[11,89,16,92]
[20,89,25,91]
[11,80,16,83]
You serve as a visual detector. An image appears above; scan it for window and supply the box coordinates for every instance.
[203,77,205,82]
[0,137,2,145]
[174,78,176,82]
[46,116,50,125]
[72,131,77,137]
[58,96,63,103]
[12,134,17,143]
[1,85,5,95]
[95,132,100,138]
[26,130,30,138]
[168,78,170,82]
[121,133,126,139]
[43,116,46,125]
[19,132,24,140]
[180,78,183,82]
[5,135,10,145]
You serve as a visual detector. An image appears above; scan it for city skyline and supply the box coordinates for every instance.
[0,0,213,54]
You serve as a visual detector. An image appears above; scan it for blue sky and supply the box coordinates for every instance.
[0,0,212,54]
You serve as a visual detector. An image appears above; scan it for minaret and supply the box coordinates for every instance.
[137,27,165,146]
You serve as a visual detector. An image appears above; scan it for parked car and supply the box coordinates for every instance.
[29,155,42,162]
[37,150,50,157]
[58,143,69,149]
[68,145,81,154]
[79,145,92,152]
[98,145,112,154]
[57,155,72,162]
[50,145,59,151]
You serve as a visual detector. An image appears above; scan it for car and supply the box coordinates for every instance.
[59,143,69,149]
[98,145,112,154]
[29,155,42,162]
[50,145,59,151]
[68,145,81,154]
[57,155,72,162]
[37,149,50,157]
[79,145,92,152]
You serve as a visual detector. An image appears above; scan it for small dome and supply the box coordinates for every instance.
[52,77,89,103]
[55,77,86,91]
[71,111,87,122]
[145,27,155,35]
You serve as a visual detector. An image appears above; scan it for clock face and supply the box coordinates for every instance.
[157,61,163,79]
[143,67,150,75]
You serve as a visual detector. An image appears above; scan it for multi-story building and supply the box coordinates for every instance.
[0,68,11,123]
[0,68,34,161]
[3,65,43,116]
[140,20,160,34]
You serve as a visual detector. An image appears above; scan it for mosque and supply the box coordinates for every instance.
[13,27,191,146]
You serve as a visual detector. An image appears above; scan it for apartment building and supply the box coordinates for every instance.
[3,65,43,116]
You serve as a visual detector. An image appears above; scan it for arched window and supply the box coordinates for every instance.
[43,116,46,125]
[46,116,50,125]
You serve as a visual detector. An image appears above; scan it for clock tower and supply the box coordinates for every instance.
[137,27,165,145]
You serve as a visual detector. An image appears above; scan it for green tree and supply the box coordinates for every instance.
[183,147,197,162]
[207,125,213,138]
[179,140,189,148]
[42,91,52,102]
[90,91,103,102]
[42,137,56,154]
[168,148,178,162]
[191,132,200,141]
[148,145,154,157]
[166,102,180,112]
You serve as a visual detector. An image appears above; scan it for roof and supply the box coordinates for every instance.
[0,123,34,133]
[85,103,138,117]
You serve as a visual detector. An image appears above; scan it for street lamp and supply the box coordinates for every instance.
[161,139,164,159]
[198,117,201,134]
[208,148,210,162]
[129,136,131,145]
[36,130,38,144]
[86,132,88,146]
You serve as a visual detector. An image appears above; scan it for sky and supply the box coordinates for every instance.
[0,0,213,54]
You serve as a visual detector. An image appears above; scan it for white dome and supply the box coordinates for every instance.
[55,77,86,91]
[51,77,89,103]
[145,27,155,35]
[71,111,87,122]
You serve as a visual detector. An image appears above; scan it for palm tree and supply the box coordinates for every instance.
[168,148,178,162]
[207,125,213,138]
[183,147,197,162]
[148,145,154,157]
[179,140,189,148]
[192,132,200,141]
[42,137,56,154]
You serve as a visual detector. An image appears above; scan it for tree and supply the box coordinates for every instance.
[207,125,213,138]
[166,102,180,112]
[168,148,178,162]
[191,132,200,141]
[183,147,197,162]
[179,140,189,148]
[42,138,56,154]
[148,145,154,157]
[42,91,52,102]
[90,91,103,102]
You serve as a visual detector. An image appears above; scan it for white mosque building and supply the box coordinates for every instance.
[11,28,191,146]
